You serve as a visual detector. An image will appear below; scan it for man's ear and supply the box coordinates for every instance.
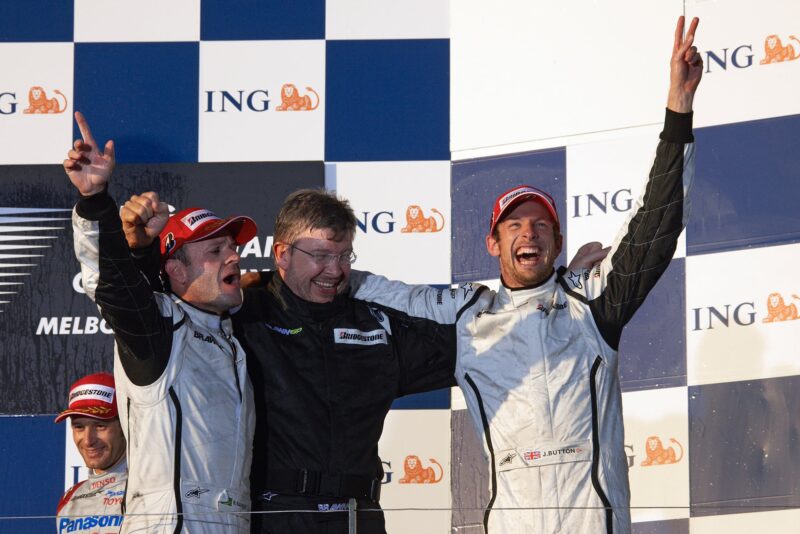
[163,258,185,286]
[273,242,291,271]
[555,232,564,257]
[486,233,500,257]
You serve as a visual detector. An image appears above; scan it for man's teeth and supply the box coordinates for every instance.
[314,280,336,288]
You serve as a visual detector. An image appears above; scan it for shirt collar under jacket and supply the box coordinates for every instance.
[88,455,128,480]
[171,293,234,337]
[496,270,558,311]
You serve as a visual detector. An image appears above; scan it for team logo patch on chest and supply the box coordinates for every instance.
[265,323,303,335]
[333,328,388,345]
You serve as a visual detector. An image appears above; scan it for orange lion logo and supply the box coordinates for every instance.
[762,292,800,323]
[23,86,68,114]
[275,84,319,111]
[641,436,684,466]
[398,455,444,484]
[400,205,445,233]
[760,34,800,64]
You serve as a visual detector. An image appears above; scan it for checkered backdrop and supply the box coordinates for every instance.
[0,1,798,533]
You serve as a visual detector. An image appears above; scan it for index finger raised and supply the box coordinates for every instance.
[74,111,97,147]
[673,15,685,54]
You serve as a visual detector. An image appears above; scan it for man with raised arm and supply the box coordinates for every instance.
[349,16,703,534]
[65,113,256,533]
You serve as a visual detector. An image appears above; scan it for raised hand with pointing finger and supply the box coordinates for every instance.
[63,111,115,196]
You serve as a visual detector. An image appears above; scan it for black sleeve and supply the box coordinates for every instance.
[75,192,174,386]
[377,305,457,396]
[586,108,694,350]
[130,241,165,293]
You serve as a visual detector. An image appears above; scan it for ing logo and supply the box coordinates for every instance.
[760,34,800,65]
[706,32,800,73]
[275,83,319,111]
[763,292,800,323]
[641,436,684,466]
[24,86,67,114]
[401,205,445,233]
[398,455,444,484]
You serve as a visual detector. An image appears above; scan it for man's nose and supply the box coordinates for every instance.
[521,221,538,239]
[324,256,344,275]
[85,427,98,446]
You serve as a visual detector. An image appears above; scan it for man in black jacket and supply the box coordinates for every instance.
[235,189,457,533]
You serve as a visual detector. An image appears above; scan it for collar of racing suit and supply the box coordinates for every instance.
[170,294,235,337]
[88,455,128,480]
[497,269,558,310]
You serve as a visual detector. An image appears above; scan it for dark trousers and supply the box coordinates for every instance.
[252,493,386,534]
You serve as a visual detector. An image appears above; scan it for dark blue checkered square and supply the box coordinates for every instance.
[74,43,199,163]
[326,39,449,162]
[0,1,73,42]
[620,259,687,392]
[688,114,800,255]
[689,375,800,516]
[201,0,324,40]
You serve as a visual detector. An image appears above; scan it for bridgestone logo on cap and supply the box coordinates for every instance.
[333,328,388,345]
[180,209,220,231]
[69,384,115,404]
[500,188,539,209]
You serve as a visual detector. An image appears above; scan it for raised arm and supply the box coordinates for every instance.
[66,113,174,386]
[579,16,702,350]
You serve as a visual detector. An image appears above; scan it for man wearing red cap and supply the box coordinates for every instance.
[55,372,127,534]
[349,16,703,534]
[64,113,256,533]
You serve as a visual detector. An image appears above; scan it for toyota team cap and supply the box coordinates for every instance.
[489,185,559,235]
[55,372,118,423]
[160,207,258,261]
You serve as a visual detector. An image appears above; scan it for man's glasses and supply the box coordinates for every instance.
[289,244,357,266]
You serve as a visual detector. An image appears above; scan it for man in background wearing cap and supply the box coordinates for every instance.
[56,372,127,534]
[64,112,256,533]
[349,16,702,534]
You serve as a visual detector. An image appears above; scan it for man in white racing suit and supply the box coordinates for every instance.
[56,372,127,534]
[65,113,256,532]
[350,16,703,534]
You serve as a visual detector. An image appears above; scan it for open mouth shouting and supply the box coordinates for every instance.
[222,270,241,289]
[515,245,543,266]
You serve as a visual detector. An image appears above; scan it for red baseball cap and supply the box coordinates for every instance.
[160,207,258,260]
[489,185,559,235]
[55,372,118,423]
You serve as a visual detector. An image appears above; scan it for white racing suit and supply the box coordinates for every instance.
[56,457,127,534]
[351,109,694,533]
[73,193,255,533]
